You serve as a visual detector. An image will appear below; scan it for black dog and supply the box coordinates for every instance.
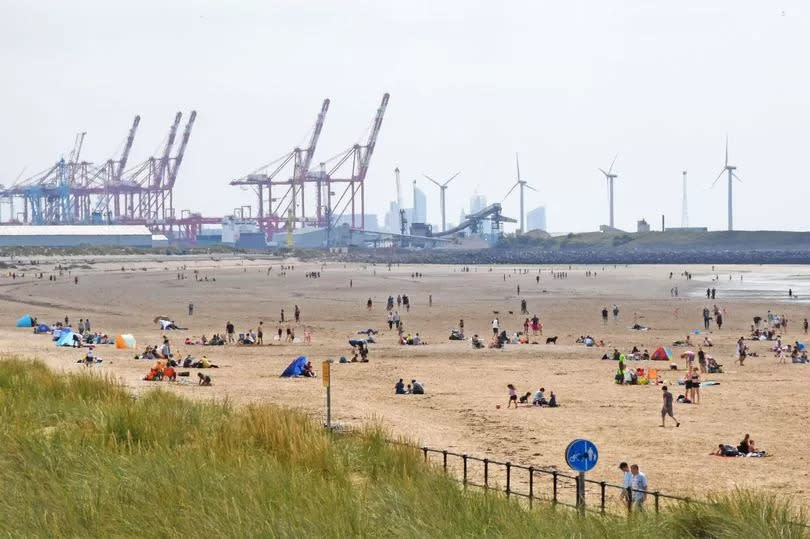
[546,336,558,344]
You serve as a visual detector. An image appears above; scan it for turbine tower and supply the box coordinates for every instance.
[681,170,689,228]
[598,155,618,229]
[503,153,537,234]
[711,136,741,231]
[423,171,460,232]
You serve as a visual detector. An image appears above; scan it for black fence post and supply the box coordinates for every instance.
[505,462,511,497]
[422,446,428,462]
[462,455,468,487]
[442,450,448,471]
[528,466,534,508]
[600,481,606,514]
[654,491,660,513]
[483,458,489,488]
[552,471,558,505]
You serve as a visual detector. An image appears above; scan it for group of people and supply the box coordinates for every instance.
[395,378,425,394]
[507,384,558,408]
[711,434,767,458]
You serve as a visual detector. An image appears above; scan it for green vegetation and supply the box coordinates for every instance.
[0,358,806,537]
[498,230,810,250]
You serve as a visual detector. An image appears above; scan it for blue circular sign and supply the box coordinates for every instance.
[565,439,599,472]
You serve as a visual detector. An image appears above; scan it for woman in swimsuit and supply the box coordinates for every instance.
[690,367,701,404]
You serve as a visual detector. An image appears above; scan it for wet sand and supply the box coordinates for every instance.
[1,257,809,503]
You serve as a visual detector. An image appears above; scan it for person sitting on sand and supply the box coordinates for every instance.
[548,391,558,407]
[302,361,316,377]
[738,434,752,455]
[471,334,484,349]
[164,365,176,381]
[395,379,406,394]
[197,372,211,386]
[411,379,425,394]
[532,387,547,406]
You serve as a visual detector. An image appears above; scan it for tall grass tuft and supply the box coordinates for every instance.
[0,357,806,537]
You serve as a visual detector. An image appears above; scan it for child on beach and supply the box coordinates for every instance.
[507,384,518,408]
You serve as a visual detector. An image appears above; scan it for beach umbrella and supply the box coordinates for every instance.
[115,334,137,349]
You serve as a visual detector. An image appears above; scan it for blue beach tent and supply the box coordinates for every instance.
[35,324,51,334]
[16,315,34,327]
[56,331,77,347]
[280,356,308,378]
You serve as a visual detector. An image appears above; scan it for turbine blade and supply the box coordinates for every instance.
[515,153,521,182]
[711,169,725,187]
[503,182,519,201]
[422,174,441,188]
[525,184,539,192]
[443,171,461,186]
[724,135,729,167]
[598,168,609,177]
[608,153,618,175]
[732,172,743,183]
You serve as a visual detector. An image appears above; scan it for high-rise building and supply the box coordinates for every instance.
[527,206,547,232]
[383,201,400,232]
[413,186,427,223]
[470,193,487,214]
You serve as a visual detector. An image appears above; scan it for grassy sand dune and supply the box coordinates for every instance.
[0,358,805,537]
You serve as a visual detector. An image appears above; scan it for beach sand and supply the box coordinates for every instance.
[1,256,809,504]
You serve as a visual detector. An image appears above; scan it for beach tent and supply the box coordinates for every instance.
[16,315,34,327]
[280,356,308,378]
[56,331,77,347]
[797,341,807,351]
[651,346,672,361]
[35,323,51,334]
[115,334,136,349]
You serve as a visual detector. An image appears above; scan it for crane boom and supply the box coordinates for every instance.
[357,93,389,182]
[296,99,329,182]
[394,167,402,208]
[167,110,196,188]
[117,115,140,181]
[157,112,183,184]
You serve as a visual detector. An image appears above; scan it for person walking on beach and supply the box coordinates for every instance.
[280,308,285,323]
[661,386,679,427]
[226,321,235,343]
[711,288,716,299]
[294,305,300,323]
[492,317,500,335]
[613,304,620,321]
[630,465,648,511]
[706,288,711,299]
[804,318,808,334]
[619,462,633,504]
[601,307,609,324]
[507,384,518,409]
[188,302,194,316]
[702,307,711,330]
[257,322,263,345]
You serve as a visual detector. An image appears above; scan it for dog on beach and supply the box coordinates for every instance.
[546,336,558,344]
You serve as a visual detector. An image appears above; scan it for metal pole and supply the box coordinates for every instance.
[577,471,585,513]
[728,169,733,231]
[505,462,511,497]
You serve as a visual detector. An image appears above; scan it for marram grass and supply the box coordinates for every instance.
[0,358,805,538]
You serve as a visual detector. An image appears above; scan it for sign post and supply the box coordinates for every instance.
[565,439,599,513]
[322,360,332,428]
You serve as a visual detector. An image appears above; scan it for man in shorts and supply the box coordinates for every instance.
[661,386,679,427]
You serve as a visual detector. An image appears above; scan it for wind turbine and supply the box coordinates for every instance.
[503,153,537,234]
[423,171,460,232]
[598,155,618,229]
[711,136,741,231]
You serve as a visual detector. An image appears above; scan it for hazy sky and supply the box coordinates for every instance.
[1,1,808,232]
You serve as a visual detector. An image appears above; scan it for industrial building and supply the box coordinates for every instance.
[0,225,154,247]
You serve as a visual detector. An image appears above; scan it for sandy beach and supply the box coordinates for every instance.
[1,256,809,504]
